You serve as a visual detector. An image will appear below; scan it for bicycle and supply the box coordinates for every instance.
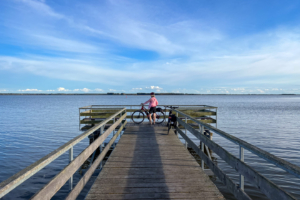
[131,104,165,124]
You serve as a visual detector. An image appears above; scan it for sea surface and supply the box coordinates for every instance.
[0,95,299,200]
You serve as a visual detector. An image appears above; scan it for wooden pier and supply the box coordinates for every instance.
[85,123,223,199]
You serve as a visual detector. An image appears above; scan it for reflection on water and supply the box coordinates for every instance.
[0,95,300,199]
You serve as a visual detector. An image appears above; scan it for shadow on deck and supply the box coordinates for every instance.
[85,123,223,199]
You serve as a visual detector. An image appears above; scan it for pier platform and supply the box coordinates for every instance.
[85,123,224,200]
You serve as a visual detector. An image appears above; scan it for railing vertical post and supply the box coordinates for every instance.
[239,146,244,190]
[99,126,104,168]
[130,106,132,122]
[176,112,179,138]
[201,125,204,170]
[113,118,116,135]
[69,147,73,190]
[120,112,122,135]
[185,117,187,148]
[216,107,218,128]
[198,124,202,147]
[79,108,80,130]
[113,118,116,148]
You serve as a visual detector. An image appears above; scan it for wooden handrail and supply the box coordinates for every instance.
[0,108,126,198]
[80,105,218,109]
[175,127,251,200]
[66,120,128,200]
[31,111,127,200]
[174,109,300,179]
[175,114,298,200]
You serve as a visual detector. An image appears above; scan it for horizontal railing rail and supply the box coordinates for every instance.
[175,127,251,200]
[0,108,126,199]
[79,105,218,130]
[66,120,127,200]
[174,109,300,179]
[173,108,299,200]
[80,104,218,109]
[31,111,127,200]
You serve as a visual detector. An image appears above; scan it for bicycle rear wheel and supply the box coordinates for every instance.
[131,111,145,124]
[153,111,165,124]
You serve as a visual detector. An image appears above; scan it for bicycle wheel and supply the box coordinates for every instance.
[153,111,165,124]
[131,111,145,124]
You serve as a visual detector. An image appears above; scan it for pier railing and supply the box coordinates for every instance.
[0,108,127,199]
[79,104,217,130]
[173,108,300,200]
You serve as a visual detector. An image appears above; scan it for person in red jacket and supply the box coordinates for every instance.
[143,92,159,124]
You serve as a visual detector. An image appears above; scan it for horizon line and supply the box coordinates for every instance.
[0,93,298,95]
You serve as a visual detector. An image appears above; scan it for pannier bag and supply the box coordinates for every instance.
[169,114,177,123]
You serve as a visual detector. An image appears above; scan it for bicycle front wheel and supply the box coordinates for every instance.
[153,111,165,124]
[131,111,145,124]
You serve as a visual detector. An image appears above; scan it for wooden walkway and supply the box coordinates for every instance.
[85,123,224,200]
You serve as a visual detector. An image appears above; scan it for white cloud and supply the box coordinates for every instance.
[94,88,103,92]
[18,0,64,19]
[57,87,69,92]
[171,88,201,94]
[257,89,265,93]
[145,86,163,92]
[77,2,222,56]
[232,88,245,91]
[0,56,145,85]
[73,88,91,92]
[109,89,116,92]
[132,88,143,90]
[18,89,42,92]
[28,35,99,53]
[0,89,7,92]
[146,86,163,90]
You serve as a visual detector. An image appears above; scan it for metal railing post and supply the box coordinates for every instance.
[185,117,187,148]
[69,147,73,190]
[239,146,244,190]
[201,125,204,170]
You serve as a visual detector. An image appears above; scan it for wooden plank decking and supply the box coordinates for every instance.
[85,123,224,200]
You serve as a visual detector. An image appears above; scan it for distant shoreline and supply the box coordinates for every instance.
[0,93,298,95]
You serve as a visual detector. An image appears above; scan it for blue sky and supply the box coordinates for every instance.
[1,0,300,94]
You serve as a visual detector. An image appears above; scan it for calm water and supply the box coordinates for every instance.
[0,95,299,199]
